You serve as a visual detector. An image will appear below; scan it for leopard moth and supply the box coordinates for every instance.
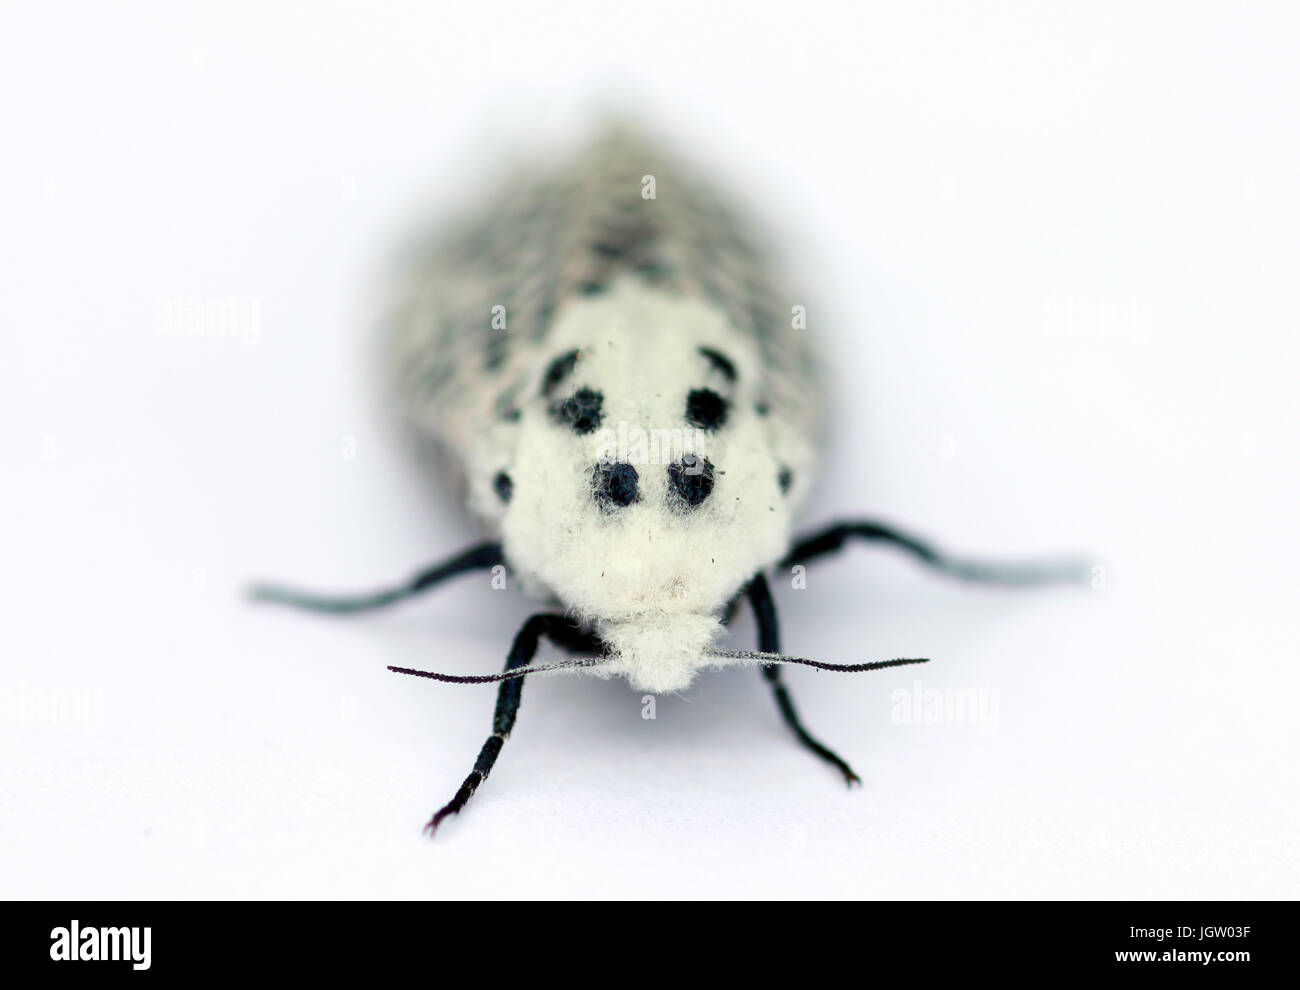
[253,124,1085,834]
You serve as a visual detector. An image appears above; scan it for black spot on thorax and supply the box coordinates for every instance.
[593,462,640,510]
[685,388,729,431]
[698,347,737,382]
[541,350,580,396]
[551,387,604,434]
[667,455,716,509]
[494,472,513,502]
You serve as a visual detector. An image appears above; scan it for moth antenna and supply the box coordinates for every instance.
[388,655,612,684]
[708,649,929,674]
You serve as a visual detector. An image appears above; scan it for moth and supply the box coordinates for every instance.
[253,125,1083,834]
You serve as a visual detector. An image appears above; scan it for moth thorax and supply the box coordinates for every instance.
[600,613,722,694]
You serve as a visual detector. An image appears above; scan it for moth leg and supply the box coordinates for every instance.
[426,613,594,834]
[746,574,860,787]
[784,520,1087,587]
[538,620,606,656]
[249,542,504,614]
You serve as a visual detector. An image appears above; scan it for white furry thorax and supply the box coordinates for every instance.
[490,279,801,692]
[388,130,825,692]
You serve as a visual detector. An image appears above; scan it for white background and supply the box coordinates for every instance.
[2,1,1297,899]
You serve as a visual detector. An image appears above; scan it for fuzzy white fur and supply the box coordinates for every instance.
[490,278,809,692]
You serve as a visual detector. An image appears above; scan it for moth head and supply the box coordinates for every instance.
[595,613,724,693]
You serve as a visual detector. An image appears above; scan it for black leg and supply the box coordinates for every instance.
[784,520,1086,586]
[746,574,861,787]
[249,542,504,614]
[425,613,592,834]
[721,594,742,627]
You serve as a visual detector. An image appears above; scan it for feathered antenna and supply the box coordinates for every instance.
[708,650,928,673]
[386,651,927,685]
[387,657,609,684]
